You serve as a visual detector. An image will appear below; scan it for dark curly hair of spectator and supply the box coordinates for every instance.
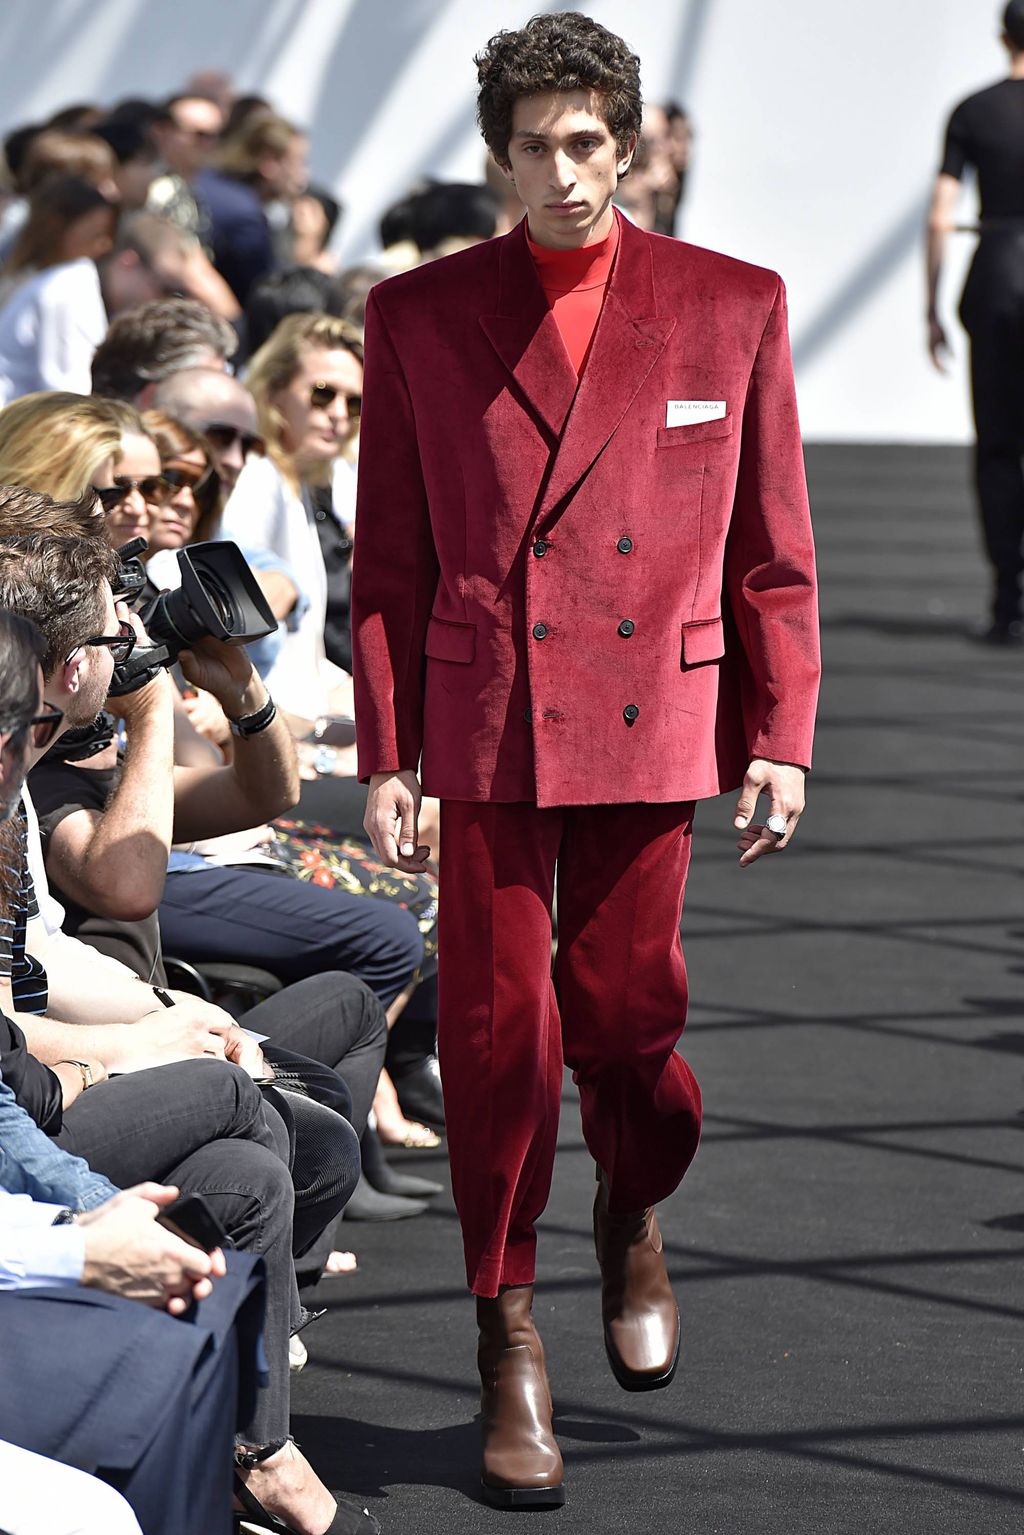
[475,11,641,169]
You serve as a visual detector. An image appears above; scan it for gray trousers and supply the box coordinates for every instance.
[53,1058,352,1443]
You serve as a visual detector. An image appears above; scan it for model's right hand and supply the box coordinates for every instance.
[78,1183,225,1313]
[365,770,432,872]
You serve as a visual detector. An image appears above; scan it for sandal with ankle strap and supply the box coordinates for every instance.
[234,1441,380,1535]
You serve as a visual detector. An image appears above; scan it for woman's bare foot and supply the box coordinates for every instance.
[236,1439,336,1535]
[373,1071,441,1149]
[323,1249,358,1275]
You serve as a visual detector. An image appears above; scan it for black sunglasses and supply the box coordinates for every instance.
[309,381,361,418]
[64,619,136,668]
[95,476,174,512]
[4,702,64,751]
[202,424,266,457]
[160,464,216,496]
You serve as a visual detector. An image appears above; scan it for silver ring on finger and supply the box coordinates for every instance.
[766,813,788,838]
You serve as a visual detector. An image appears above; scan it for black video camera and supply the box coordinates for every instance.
[110,537,276,696]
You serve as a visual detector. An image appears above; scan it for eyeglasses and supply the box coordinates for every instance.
[64,619,136,668]
[309,381,361,419]
[3,702,64,751]
[95,476,175,513]
[161,464,215,497]
[202,424,266,457]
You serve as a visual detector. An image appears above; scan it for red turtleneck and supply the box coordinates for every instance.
[526,217,620,377]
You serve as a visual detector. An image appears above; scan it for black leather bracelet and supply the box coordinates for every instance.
[228,694,277,739]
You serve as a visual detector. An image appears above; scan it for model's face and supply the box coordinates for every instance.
[274,345,363,475]
[501,89,635,249]
[151,444,209,552]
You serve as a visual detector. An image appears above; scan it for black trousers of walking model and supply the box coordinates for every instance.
[961,232,1024,628]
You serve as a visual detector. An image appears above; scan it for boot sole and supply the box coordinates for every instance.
[604,1313,681,1393]
[481,1481,566,1510]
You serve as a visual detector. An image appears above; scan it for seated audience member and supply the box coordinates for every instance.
[244,264,337,358]
[92,111,162,210]
[329,263,384,333]
[146,93,222,242]
[150,366,312,659]
[0,212,192,404]
[0,575,376,1534]
[222,312,363,726]
[197,113,308,302]
[0,464,428,1149]
[0,1072,265,1535]
[141,93,239,321]
[140,405,295,684]
[90,294,236,401]
[0,175,116,306]
[291,185,342,274]
[401,179,500,259]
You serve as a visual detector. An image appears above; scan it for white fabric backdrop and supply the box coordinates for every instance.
[0,0,1006,442]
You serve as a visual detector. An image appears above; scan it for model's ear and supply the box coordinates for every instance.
[617,132,639,177]
[492,152,516,183]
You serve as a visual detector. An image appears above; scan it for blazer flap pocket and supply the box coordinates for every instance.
[681,617,725,666]
[425,616,476,664]
[658,413,734,449]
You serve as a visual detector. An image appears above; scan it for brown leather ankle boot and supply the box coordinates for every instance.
[594,1171,680,1392]
[477,1284,565,1508]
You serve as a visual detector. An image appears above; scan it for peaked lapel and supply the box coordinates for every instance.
[535,214,674,526]
[479,221,578,442]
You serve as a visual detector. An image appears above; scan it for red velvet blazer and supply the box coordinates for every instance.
[352,212,820,807]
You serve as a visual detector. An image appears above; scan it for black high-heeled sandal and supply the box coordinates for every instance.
[234,1440,380,1535]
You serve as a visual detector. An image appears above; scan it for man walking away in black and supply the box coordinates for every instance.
[927,0,1024,643]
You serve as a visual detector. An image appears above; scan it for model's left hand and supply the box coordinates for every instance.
[733,758,806,867]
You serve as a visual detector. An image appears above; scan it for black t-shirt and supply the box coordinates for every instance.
[309,482,354,674]
[28,757,165,984]
[941,78,1024,220]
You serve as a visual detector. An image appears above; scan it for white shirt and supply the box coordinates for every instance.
[0,1190,84,1289]
[0,258,107,406]
[220,455,340,719]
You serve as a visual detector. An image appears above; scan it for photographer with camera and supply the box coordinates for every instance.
[0,537,379,1534]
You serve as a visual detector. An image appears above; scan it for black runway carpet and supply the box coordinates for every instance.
[293,445,1024,1534]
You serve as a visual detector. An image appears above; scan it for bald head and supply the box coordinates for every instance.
[151,367,260,491]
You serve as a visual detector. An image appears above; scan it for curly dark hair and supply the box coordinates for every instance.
[475,12,641,168]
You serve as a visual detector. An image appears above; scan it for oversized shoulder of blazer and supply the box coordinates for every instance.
[351,212,821,808]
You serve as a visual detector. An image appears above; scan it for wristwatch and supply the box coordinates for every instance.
[57,1059,94,1092]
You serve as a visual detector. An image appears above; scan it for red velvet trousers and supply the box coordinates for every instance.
[437,799,702,1298]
